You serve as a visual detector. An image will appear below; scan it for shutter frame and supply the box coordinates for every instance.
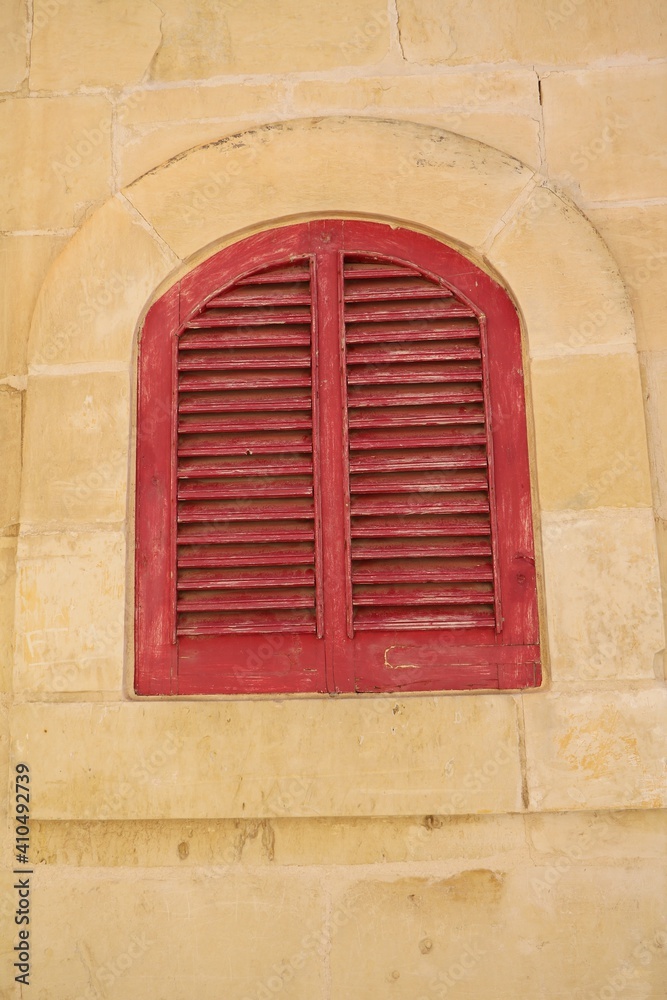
[135,221,541,695]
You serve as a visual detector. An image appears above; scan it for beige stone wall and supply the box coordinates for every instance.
[1,2,666,997]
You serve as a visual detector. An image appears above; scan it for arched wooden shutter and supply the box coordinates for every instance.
[135,221,540,695]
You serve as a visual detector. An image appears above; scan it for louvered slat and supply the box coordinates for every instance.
[346,342,481,363]
[180,327,311,350]
[178,476,313,500]
[348,404,485,429]
[350,470,488,493]
[348,385,484,407]
[353,558,493,584]
[177,541,314,568]
[353,608,496,629]
[186,307,311,327]
[179,413,311,434]
[178,566,315,589]
[345,318,480,343]
[178,388,312,413]
[177,609,315,635]
[176,257,319,636]
[178,455,312,478]
[343,254,498,631]
[349,449,488,473]
[177,498,314,522]
[178,347,311,370]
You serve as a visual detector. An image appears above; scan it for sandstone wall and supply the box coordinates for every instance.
[1,2,666,997]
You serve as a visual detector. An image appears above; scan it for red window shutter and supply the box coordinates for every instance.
[135,221,540,695]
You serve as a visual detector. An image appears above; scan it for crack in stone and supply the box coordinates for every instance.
[391,0,407,62]
[145,1,166,83]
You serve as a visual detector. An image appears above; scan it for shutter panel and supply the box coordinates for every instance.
[136,220,540,695]
[343,255,499,633]
[176,258,322,639]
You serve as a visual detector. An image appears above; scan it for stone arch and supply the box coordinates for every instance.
[19,116,661,700]
[28,117,638,370]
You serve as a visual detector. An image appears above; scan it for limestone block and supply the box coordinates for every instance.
[531,354,653,511]
[14,531,125,695]
[523,688,667,811]
[0,538,16,694]
[124,118,533,260]
[28,198,177,367]
[118,113,540,185]
[29,0,161,91]
[31,818,276,868]
[20,372,129,527]
[29,868,325,1000]
[0,234,68,377]
[290,75,541,169]
[11,696,522,819]
[0,0,27,92]
[149,0,390,79]
[542,64,667,202]
[117,83,289,126]
[395,0,667,66]
[541,509,664,682]
[526,810,667,862]
[330,866,667,998]
[0,388,22,530]
[409,112,541,171]
[118,121,263,188]
[291,72,539,116]
[588,205,667,353]
[0,97,112,230]
[640,350,667,519]
[272,813,527,868]
[488,186,634,358]
[657,517,667,633]
[31,814,528,868]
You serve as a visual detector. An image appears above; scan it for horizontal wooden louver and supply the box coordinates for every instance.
[176,258,321,638]
[343,255,499,632]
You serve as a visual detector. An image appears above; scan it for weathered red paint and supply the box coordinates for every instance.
[135,220,541,695]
